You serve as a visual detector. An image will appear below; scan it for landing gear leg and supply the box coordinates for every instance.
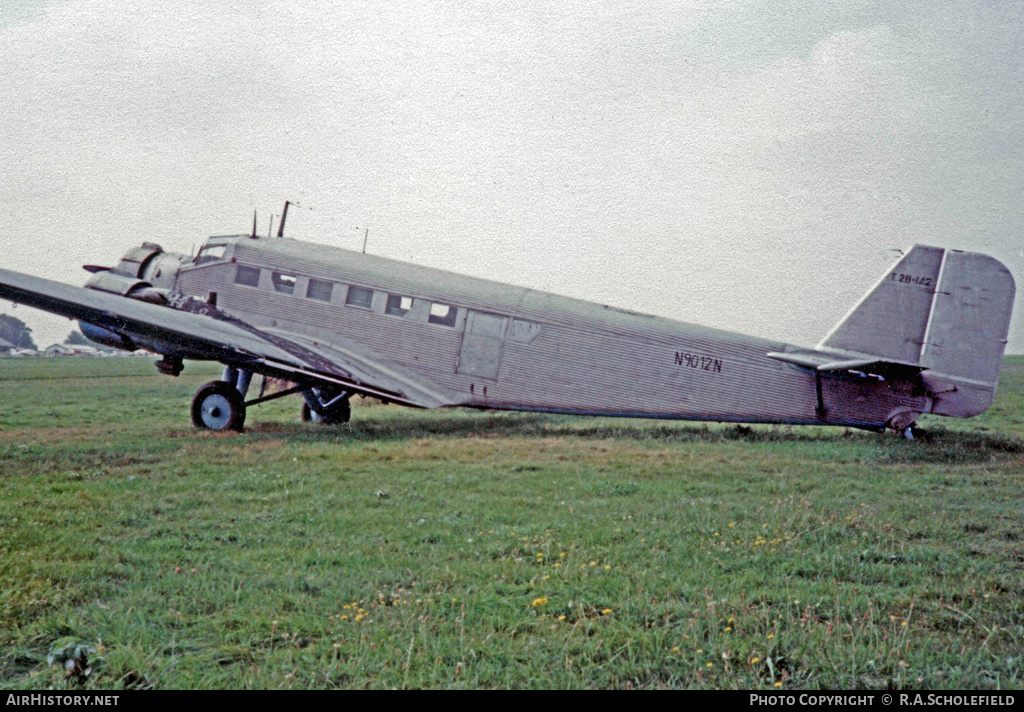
[300,386,351,424]
[222,366,253,398]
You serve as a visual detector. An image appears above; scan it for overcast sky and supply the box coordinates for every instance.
[2,0,1022,352]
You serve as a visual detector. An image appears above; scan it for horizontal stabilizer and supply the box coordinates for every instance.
[766,350,923,378]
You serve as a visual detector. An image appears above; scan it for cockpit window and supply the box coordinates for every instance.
[195,245,227,265]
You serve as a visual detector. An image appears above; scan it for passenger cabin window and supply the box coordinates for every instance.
[306,278,333,302]
[428,302,458,327]
[345,285,374,309]
[509,319,542,344]
[272,272,297,295]
[234,265,260,287]
[195,245,227,265]
[385,294,413,317]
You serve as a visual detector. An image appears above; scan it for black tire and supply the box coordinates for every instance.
[300,398,351,425]
[191,381,246,431]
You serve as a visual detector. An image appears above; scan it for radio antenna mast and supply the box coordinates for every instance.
[277,201,291,237]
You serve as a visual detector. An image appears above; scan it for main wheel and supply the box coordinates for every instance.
[300,398,351,425]
[191,381,246,431]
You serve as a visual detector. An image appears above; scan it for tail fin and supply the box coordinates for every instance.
[821,246,945,365]
[820,245,1015,414]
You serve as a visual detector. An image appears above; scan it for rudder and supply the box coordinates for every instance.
[919,249,1015,384]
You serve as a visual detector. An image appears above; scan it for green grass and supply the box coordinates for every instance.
[1,356,1022,689]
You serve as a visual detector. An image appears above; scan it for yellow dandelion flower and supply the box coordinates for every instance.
[532,597,549,607]
[672,646,679,652]
[725,627,732,632]
[601,608,613,615]
[774,682,782,688]
[603,565,611,570]
[558,615,566,621]
[750,657,761,665]
[768,633,775,639]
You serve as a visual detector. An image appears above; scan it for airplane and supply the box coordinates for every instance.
[0,221,1015,438]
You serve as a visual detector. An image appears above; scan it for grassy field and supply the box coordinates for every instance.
[0,356,1022,690]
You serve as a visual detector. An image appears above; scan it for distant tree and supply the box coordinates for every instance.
[66,330,90,345]
[0,314,37,350]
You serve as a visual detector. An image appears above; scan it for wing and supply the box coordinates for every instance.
[252,331,461,408]
[0,268,460,408]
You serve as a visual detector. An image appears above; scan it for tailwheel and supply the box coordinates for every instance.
[191,381,246,431]
[300,397,351,425]
[886,410,921,439]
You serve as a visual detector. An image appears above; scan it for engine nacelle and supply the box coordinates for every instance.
[84,271,167,304]
[78,242,192,354]
[78,322,137,351]
[110,242,164,278]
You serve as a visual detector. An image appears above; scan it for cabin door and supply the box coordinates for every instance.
[457,311,508,380]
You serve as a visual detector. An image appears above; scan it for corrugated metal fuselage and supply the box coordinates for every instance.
[169,236,927,429]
